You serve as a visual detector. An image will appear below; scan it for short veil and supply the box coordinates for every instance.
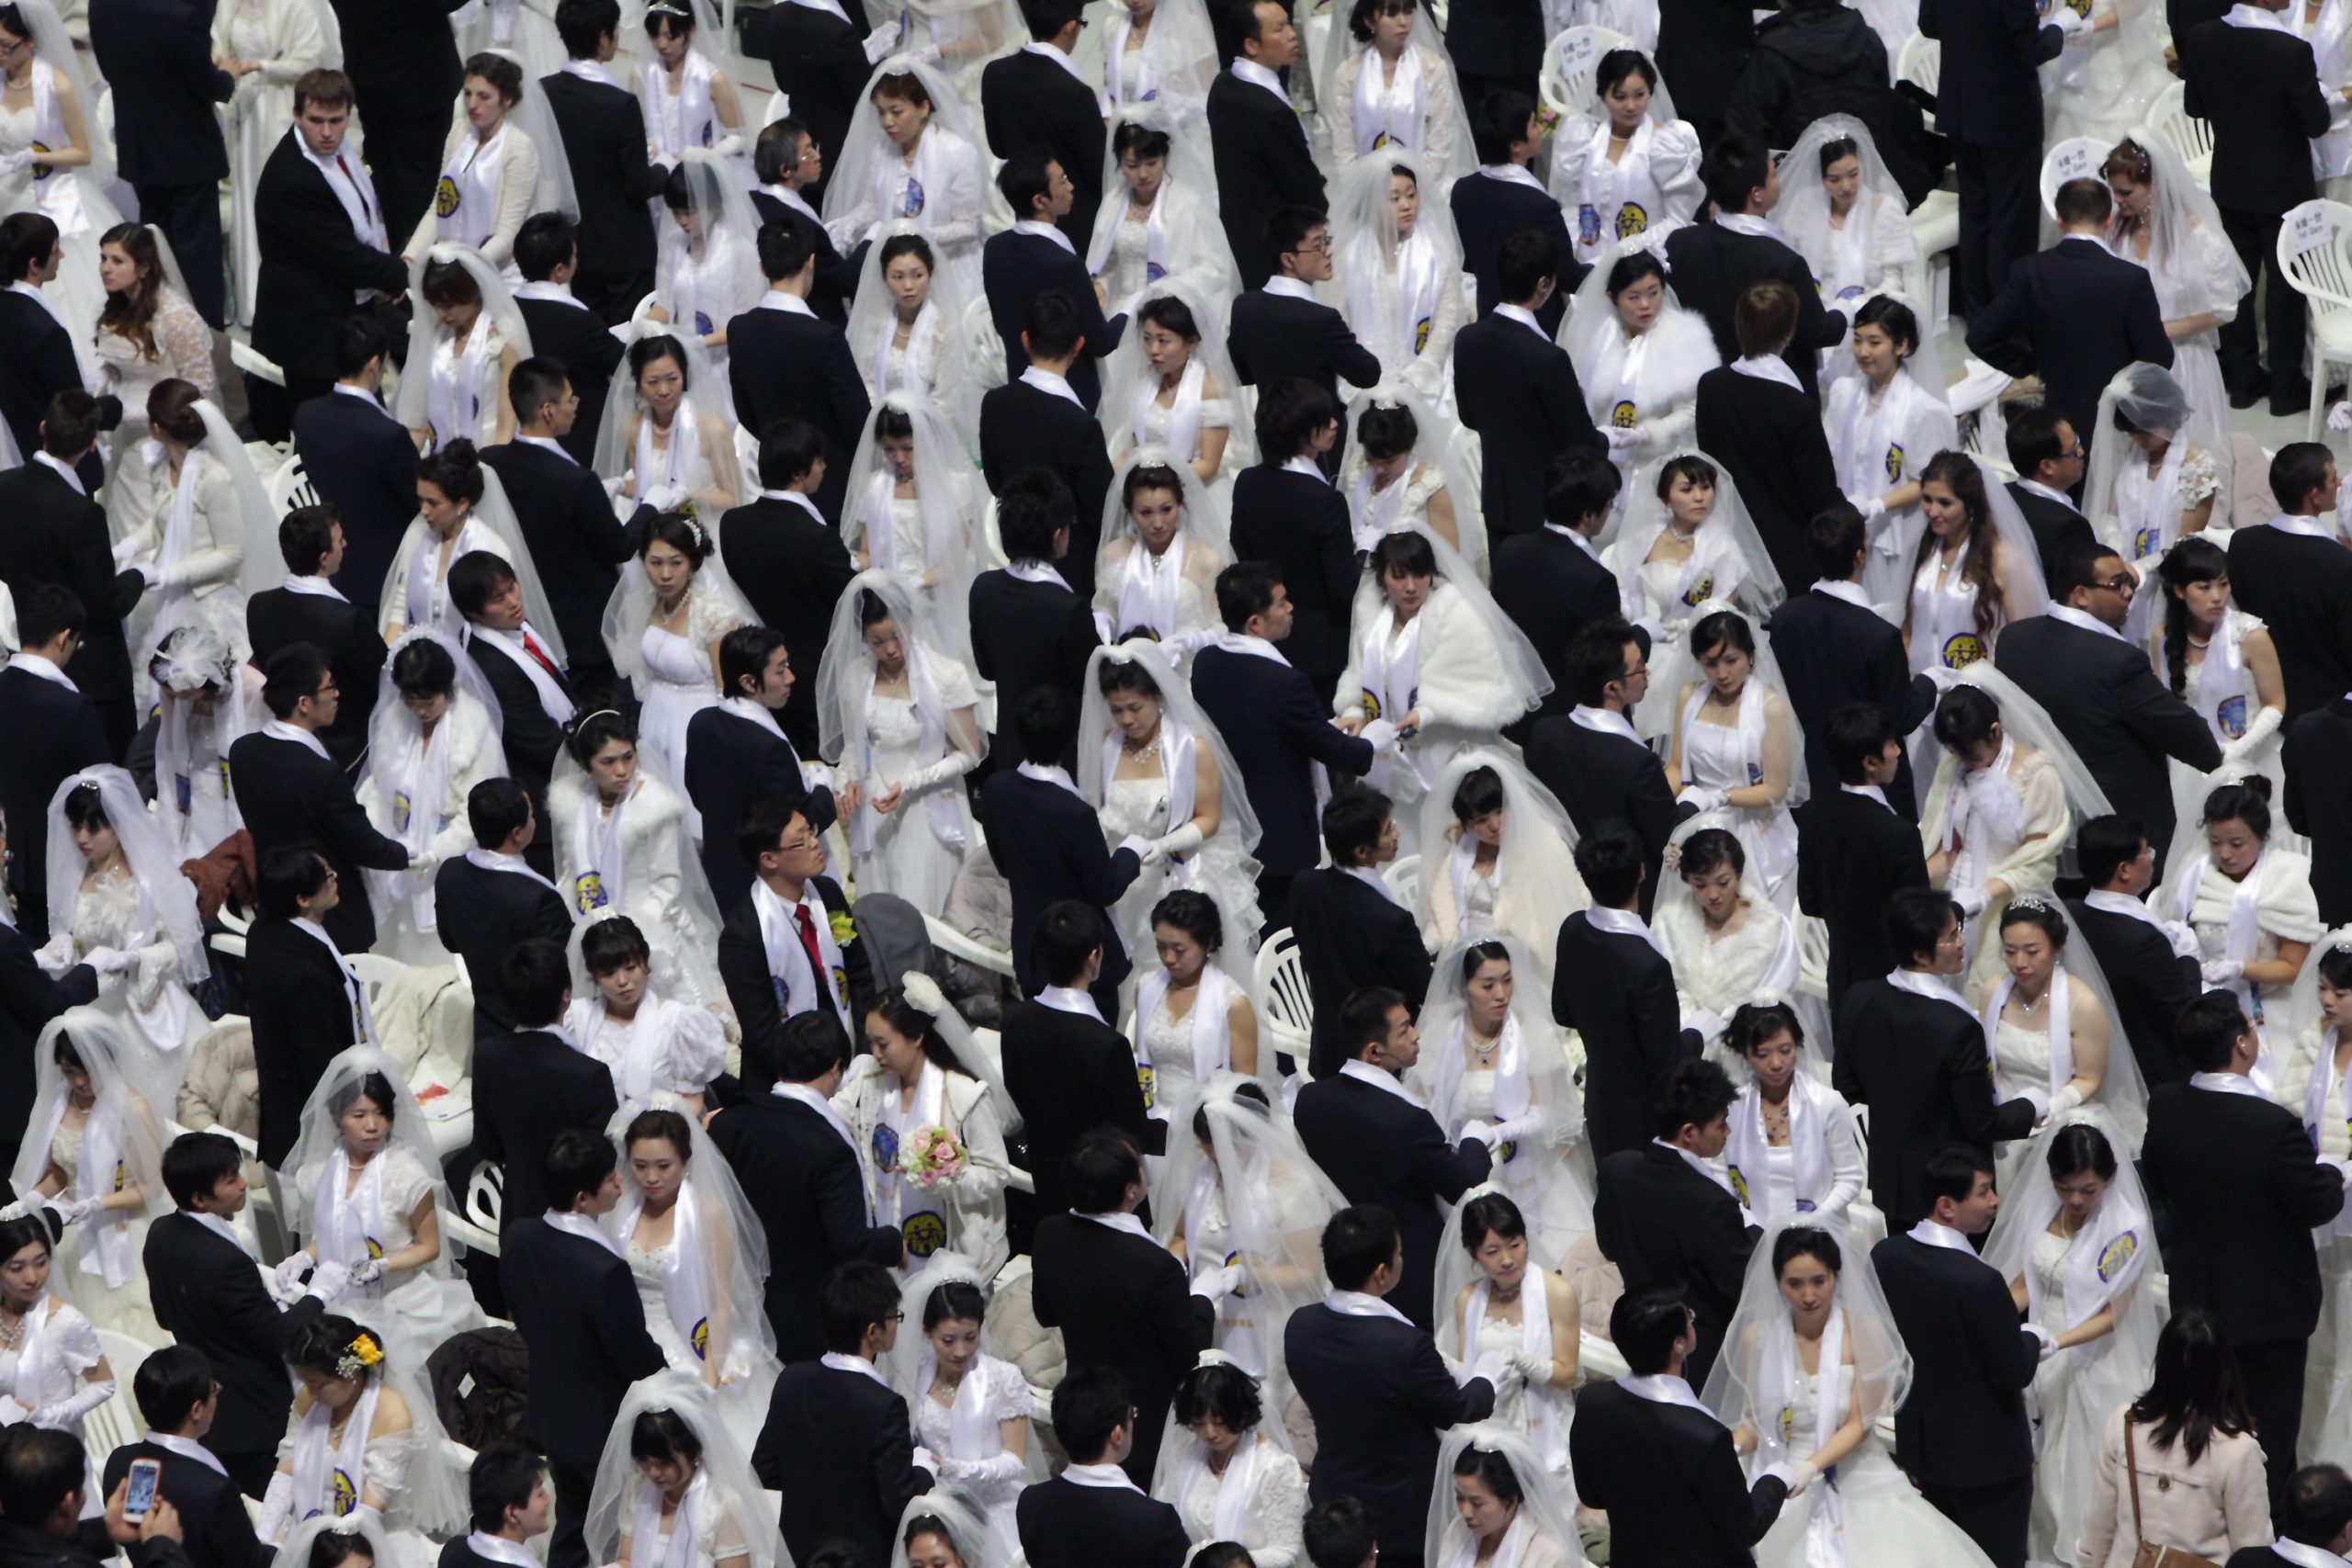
[1334,380,1483,571]
[1091,443,1234,645]
[1094,273,1254,469]
[889,1490,1012,1568]
[12,1008,169,1291]
[41,766,209,991]
[652,148,765,336]
[1421,1423,1585,1568]
[585,1372,787,1568]
[815,567,988,779]
[837,390,982,659]
[438,48,581,220]
[1654,807,1803,997]
[393,242,534,442]
[1771,115,1917,306]
[820,54,1011,250]
[2080,360,2231,644]
[1311,0,1474,187]
[1327,147,1465,389]
[266,1510,393,1568]
[364,626,509,865]
[1613,449,1786,624]
[592,321,753,512]
[1413,747,1589,956]
[148,622,266,858]
[1341,520,1555,725]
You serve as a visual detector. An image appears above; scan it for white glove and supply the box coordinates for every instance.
[1508,1351,1555,1385]
[273,1252,313,1298]
[1464,1349,1510,1390]
[1601,425,1645,451]
[2222,703,2283,766]
[861,19,902,61]
[30,935,74,976]
[406,850,439,874]
[1679,785,1725,813]
[643,483,684,513]
[939,1449,1028,1485]
[2028,1324,2061,1360]
[348,1258,385,1287]
[0,1201,28,1224]
[48,1195,99,1225]
[82,946,133,976]
[2160,919,2201,959]
[1145,822,1205,866]
[2051,7,2089,37]
[1787,1460,1820,1497]
[302,1259,354,1303]
[32,1378,117,1428]
[2016,1084,2052,1121]
[1457,1118,1501,1148]
[1684,1009,1727,1042]
[2043,1084,2086,1122]
[712,132,745,159]
[0,150,32,178]
[1189,1264,1244,1302]
[2332,400,2352,434]
[1114,834,1153,864]
[1952,886,1988,919]
[2201,959,2245,986]
[256,1469,296,1546]
[603,474,630,498]
[1359,717,1400,753]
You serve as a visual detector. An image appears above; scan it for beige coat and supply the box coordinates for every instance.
[2076,1409,2272,1568]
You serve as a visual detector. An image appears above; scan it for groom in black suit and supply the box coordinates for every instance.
[1454,231,1606,542]
[1796,705,1930,1009]
[289,317,418,617]
[0,807,96,1168]
[1694,283,1845,595]
[1294,990,1495,1328]
[978,0,1104,248]
[2240,1469,2352,1568]
[1526,621,1691,915]
[0,590,108,945]
[0,218,116,483]
[1285,1205,1499,1567]
[1491,449,1623,730]
[1571,1288,1793,1567]
[718,426,859,758]
[685,626,838,910]
[728,217,869,525]
[1288,788,1429,1078]
[2001,404,2098,581]
[245,505,388,772]
[1663,139,1843,401]
[1227,208,1382,406]
[543,0,665,323]
[1018,1371,1193,1568]
[1206,0,1324,288]
[1555,822,1703,1161]
[511,215,628,467]
[1873,1148,2050,1568]
[983,153,1124,409]
[2230,444,2352,723]
[2067,816,2206,1091]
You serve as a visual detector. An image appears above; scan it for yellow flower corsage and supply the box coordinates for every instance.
[334,1332,385,1381]
[830,910,857,947]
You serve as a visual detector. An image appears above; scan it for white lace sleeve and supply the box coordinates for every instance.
[1419,47,1457,173]
[1248,1450,1308,1568]
[688,581,747,647]
[155,294,217,400]
[984,1355,1029,1421]
[665,1003,729,1092]
[362,1425,417,1507]
[47,1304,101,1383]
[929,136,982,250]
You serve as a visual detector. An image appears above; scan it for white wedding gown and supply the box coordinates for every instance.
[1750,1365,1996,1568]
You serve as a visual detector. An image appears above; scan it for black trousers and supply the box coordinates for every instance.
[2219,206,2305,395]
[549,1457,595,1568]
[1953,139,2042,321]
[215,1447,277,1502]
[2236,1336,2309,1517]
[356,103,451,252]
[133,180,226,330]
[1917,1474,2031,1568]
[575,265,657,327]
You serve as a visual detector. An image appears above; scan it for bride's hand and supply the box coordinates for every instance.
[873,784,904,814]
[836,781,862,818]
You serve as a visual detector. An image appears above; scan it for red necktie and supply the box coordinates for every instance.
[335,155,372,220]
[793,904,826,1004]
[520,631,561,682]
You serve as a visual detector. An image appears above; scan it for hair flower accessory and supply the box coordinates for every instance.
[335,1332,384,1381]
[899,970,945,1016]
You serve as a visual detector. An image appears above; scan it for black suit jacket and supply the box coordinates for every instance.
[2185,18,2333,216]
[1769,585,1936,815]
[1189,643,1374,876]
[0,666,107,943]
[726,302,869,524]
[717,874,874,1062]
[978,382,1116,600]
[1490,528,1620,725]
[1695,367,1843,594]
[704,1093,903,1359]
[245,587,386,772]
[756,1360,933,1567]
[142,1212,329,1458]
[538,71,663,278]
[86,0,231,188]
[763,4,872,200]
[1000,998,1162,1216]
[480,441,640,673]
[0,294,96,468]
[2287,698,2352,926]
[464,632,574,857]
[0,924,94,1169]
[975,768,1145,994]
[1442,0,1544,78]
[228,730,409,953]
[684,705,838,910]
[966,568,1100,763]
[1289,867,1432,1078]
[1207,71,1325,288]
[2230,524,2352,723]
[470,1027,617,1228]
[1916,0,2062,145]
[2005,481,2100,590]
[1228,465,1358,685]
[750,190,858,319]
[501,1214,667,1469]
[2143,1079,2346,1345]
[0,462,140,744]
[1571,1381,1789,1568]
[1663,222,1838,401]
[432,855,572,1039]
[980,49,1106,247]
[718,494,857,756]
[1795,788,1929,1007]
[1872,1233,2041,1486]
[1967,238,2173,446]
[250,130,411,383]
[515,296,627,468]
[1525,715,1689,916]
[1453,312,1605,539]
[1018,1478,1191,1568]
[982,229,1123,408]
[1283,1303,1498,1552]
[1655,0,1757,115]
[244,915,362,1168]
[1032,1213,1216,1482]
[2066,896,2203,1089]
[1293,1071,1491,1328]
[1832,977,2036,1229]
[1996,613,2220,864]
[1450,171,1577,337]
[1554,913,1702,1160]
[1227,288,1382,405]
[1594,1144,1757,1392]
[101,1440,271,1568]
[291,389,418,617]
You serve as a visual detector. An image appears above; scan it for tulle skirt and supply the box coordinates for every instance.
[1757,1438,1998,1568]
[2030,1337,2149,1566]
[56,1215,163,1344]
[2302,1233,2352,1465]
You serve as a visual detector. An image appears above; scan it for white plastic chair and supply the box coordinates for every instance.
[2146,79,2214,189]
[230,338,286,389]
[85,1332,157,1459]
[2276,199,2352,441]
[1251,927,1314,1069]
[1538,25,1632,124]
[1894,33,1939,126]
[439,1160,503,1258]
[922,912,1019,980]
[266,454,321,515]
[1381,852,1422,908]
[2036,136,2108,220]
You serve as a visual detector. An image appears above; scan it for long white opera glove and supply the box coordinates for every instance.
[272,1252,313,1299]
[1508,1351,1554,1385]
[47,1195,100,1226]
[936,1449,1028,1486]
[1359,717,1399,753]
[32,1379,116,1428]
[904,751,977,793]
[256,1470,296,1543]
[1679,786,1725,814]
[862,20,902,61]
[1144,822,1205,866]
[713,133,745,159]
[1787,1460,1820,1496]
[2201,959,2245,986]
[2042,1084,2085,1122]
[2222,705,2283,767]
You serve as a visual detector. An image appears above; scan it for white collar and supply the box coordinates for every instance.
[1228,59,1289,103]
[1019,366,1082,406]
[1476,163,1544,192]
[332,382,390,413]
[262,718,330,761]
[1324,1287,1415,1325]
[464,845,563,896]
[280,574,348,601]
[290,917,348,963]
[1886,965,1978,1020]
[718,695,791,744]
[180,1209,248,1254]
[139,1431,228,1477]
[512,279,589,311]
[1811,578,1873,611]
[1543,522,1603,560]
[1715,212,1791,246]
[758,488,828,525]
[1905,1218,1985,1258]
[1262,276,1319,304]
[2267,511,2340,540]
[756,289,817,317]
[1061,1461,1146,1493]
[1206,631,1291,665]
[1731,354,1802,390]
[1013,219,1078,255]
[786,0,851,18]
[1494,302,1551,344]
[1016,760,1085,799]
[1343,863,1397,905]
[560,57,622,85]
[1651,1136,1734,1195]
[819,1351,890,1386]
[760,183,821,222]
[2085,888,2161,924]
[1839,783,1892,810]
[1588,904,1664,956]
[516,434,578,465]
[1568,705,1641,744]
[2190,1069,2269,1100]
[1281,453,1330,485]
[9,652,75,691]
[1077,1209,1154,1242]
[2057,231,2117,257]
[1336,1056,1422,1107]
[1037,984,1106,1024]
[29,451,84,495]
[1007,558,1075,590]
[464,1534,541,1568]
[2223,1,2297,27]
[2015,478,2082,513]
[1618,1374,1716,1419]
[2046,604,2129,643]
[2268,1540,2352,1568]
[1021,39,1091,87]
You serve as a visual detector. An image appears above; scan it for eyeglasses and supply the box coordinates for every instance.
[2095,574,2137,594]
[2058,445,2086,460]
[1287,236,1332,255]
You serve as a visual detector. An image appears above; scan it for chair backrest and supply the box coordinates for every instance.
[84,1331,158,1460]
[1895,32,1939,96]
[467,1160,503,1232]
[345,952,410,1022]
[2146,80,2214,179]
[2037,136,2108,220]
[2278,200,2352,320]
[266,455,320,517]
[1539,25,1633,121]
[1252,927,1315,1043]
[1382,852,1422,907]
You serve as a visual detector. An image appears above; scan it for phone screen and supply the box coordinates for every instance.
[124,1460,160,1519]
